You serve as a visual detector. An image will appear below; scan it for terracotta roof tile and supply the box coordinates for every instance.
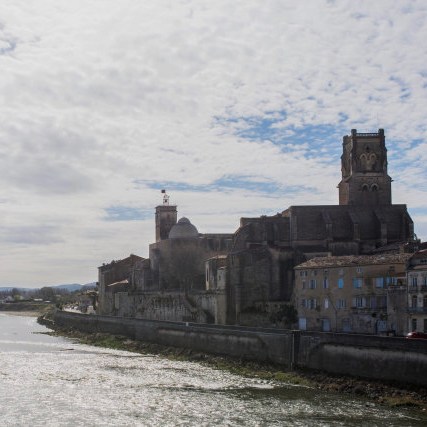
[295,253,412,269]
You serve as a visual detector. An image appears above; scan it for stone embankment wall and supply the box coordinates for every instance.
[111,290,227,325]
[54,311,427,387]
[293,331,427,387]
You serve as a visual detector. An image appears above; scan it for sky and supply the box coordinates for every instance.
[1,0,427,288]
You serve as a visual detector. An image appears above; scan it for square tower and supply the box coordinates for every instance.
[155,191,177,241]
[338,129,392,206]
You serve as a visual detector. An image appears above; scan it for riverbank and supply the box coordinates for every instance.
[0,302,53,315]
[38,315,427,411]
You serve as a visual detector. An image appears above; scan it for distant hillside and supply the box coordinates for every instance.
[0,282,97,293]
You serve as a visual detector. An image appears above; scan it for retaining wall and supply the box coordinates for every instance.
[54,311,427,387]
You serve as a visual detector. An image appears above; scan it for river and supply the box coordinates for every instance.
[0,313,426,426]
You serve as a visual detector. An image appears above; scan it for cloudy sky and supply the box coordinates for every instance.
[1,0,427,287]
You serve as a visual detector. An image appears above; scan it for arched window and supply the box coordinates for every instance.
[361,183,369,204]
[371,184,379,205]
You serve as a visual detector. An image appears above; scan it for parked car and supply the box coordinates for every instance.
[405,331,427,340]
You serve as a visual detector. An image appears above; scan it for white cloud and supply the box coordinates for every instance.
[1,0,427,286]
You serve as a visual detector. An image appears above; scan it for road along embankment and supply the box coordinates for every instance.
[49,311,427,388]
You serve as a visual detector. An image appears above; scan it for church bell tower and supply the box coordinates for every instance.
[338,129,392,206]
[155,190,177,242]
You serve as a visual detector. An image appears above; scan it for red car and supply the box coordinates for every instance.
[406,332,427,339]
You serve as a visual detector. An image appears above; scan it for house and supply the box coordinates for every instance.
[294,253,411,335]
[406,250,427,333]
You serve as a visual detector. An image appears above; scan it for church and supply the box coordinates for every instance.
[98,129,416,326]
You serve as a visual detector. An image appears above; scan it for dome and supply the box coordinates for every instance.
[168,217,199,239]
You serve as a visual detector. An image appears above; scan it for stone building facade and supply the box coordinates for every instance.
[97,129,417,328]
[97,194,233,323]
[97,254,144,316]
[406,249,427,333]
[225,129,415,324]
[293,253,410,335]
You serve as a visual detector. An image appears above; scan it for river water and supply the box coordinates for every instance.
[0,313,426,427]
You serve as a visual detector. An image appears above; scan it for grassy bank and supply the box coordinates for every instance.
[0,301,54,315]
[39,317,427,411]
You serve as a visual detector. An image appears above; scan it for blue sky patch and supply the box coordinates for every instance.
[104,206,153,221]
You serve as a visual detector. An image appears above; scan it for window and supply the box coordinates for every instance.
[357,267,363,274]
[323,269,329,275]
[354,278,363,288]
[337,299,346,309]
[374,277,384,288]
[309,279,317,289]
[389,265,395,272]
[338,268,343,275]
[310,270,317,276]
[412,295,417,308]
[387,277,398,286]
[424,319,427,333]
[354,297,366,308]
[423,296,427,308]
[322,278,329,289]
[424,276,427,286]
[300,271,307,277]
[302,280,306,289]
[324,298,329,309]
[338,278,344,289]
[301,298,317,309]
[412,276,418,287]
[412,318,417,332]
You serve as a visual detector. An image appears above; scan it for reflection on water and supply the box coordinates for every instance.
[0,313,426,426]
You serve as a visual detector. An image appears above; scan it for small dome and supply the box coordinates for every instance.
[169,217,199,239]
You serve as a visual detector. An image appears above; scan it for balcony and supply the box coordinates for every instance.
[407,307,427,314]
[408,287,419,293]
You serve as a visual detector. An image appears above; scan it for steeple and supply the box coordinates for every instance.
[338,129,392,206]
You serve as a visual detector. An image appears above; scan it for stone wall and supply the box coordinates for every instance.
[54,312,427,387]
[54,311,292,365]
[293,331,427,387]
[111,290,226,324]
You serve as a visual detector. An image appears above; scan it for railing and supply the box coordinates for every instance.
[408,287,420,293]
[407,307,427,314]
[356,133,379,137]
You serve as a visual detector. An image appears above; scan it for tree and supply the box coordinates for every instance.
[37,287,56,302]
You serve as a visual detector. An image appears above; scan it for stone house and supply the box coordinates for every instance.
[97,254,144,316]
[406,249,427,333]
[293,253,411,335]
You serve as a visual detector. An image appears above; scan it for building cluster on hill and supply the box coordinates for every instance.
[97,129,425,336]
